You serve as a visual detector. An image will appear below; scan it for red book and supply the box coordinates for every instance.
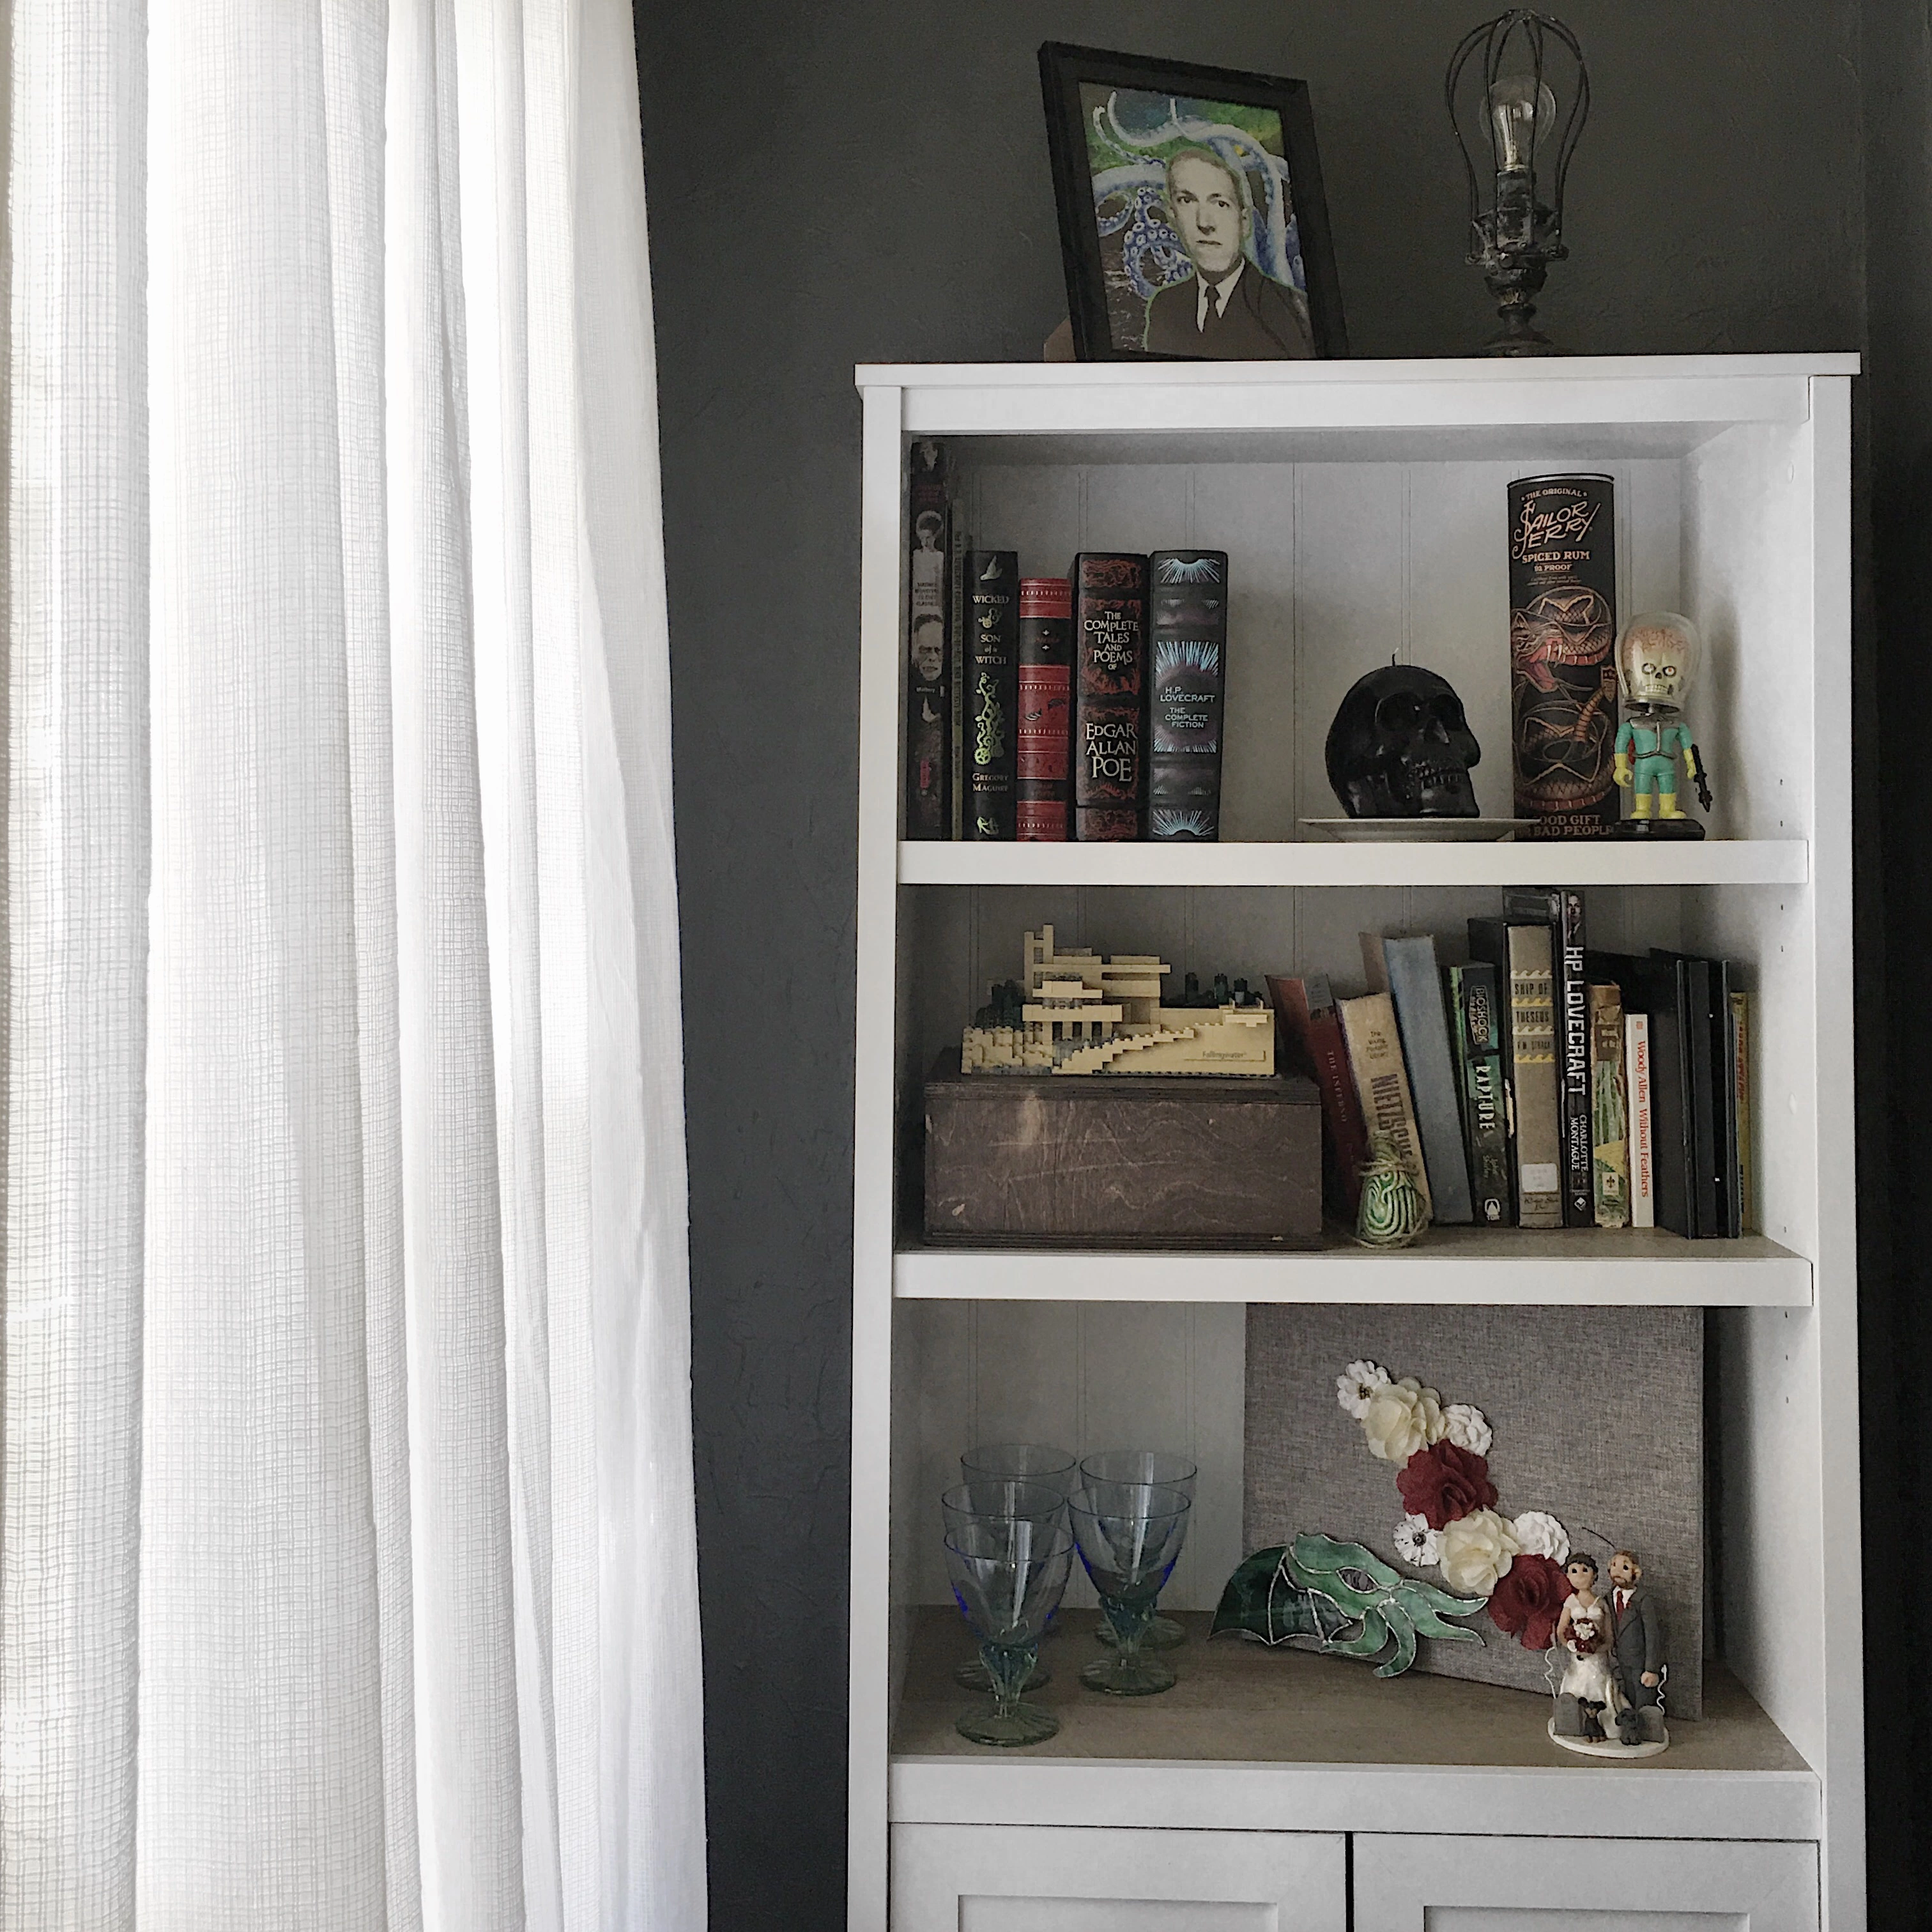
[1070,552,1147,840]
[1016,577,1071,840]
[1268,972,1369,1221]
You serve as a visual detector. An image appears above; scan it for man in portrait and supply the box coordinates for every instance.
[1142,146,1314,359]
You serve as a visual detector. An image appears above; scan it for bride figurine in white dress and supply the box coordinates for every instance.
[1552,1553,1625,1741]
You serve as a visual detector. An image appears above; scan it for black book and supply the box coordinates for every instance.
[1070,552,1149,840]
[1712,958,1741,1238]
[963,550,1019,840]
[1639,952,1700,1238]
[903,441,950,839]
[1451,960,1514,1227]
[1147,549,1228,841]
[1505,888,1591,1226]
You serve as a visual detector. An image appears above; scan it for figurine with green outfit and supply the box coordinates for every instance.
[1611,611,1711,839]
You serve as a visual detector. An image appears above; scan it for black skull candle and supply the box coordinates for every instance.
[1324,664,1482,818]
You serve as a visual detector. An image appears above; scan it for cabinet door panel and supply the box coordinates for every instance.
[891,1824,1346,1932]
[1353,1834,1816,1932]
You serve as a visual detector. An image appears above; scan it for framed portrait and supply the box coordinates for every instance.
[1038,42,1347,363]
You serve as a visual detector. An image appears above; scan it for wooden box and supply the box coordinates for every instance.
[922,1052,1321,1248]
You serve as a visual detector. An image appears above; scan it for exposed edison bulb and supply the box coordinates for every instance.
[1487,73,1558,171]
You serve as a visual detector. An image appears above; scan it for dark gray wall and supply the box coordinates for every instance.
[634,4,1917,1924]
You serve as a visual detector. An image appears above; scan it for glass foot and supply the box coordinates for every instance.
[1095,1613,1184,1650]
[955,1700,1061,1747]
[1080,1652,1177,1696]
[954,1658,1051,1692]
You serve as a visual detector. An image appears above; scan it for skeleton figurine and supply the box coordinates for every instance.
[1324,663,1482,819]
[1611,613,1712,839]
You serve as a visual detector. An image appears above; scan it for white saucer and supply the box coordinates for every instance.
[1547,1717,1669,1759]
[1300,817,1538,843]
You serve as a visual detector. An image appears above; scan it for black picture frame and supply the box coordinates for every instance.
[1038,42,1348,363]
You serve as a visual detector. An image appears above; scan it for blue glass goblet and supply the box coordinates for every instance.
[944,1522,1074,1747]
[1078,1451,1198,1651]
[940,1480,1068,1690]
[1068,1482,1192,1696]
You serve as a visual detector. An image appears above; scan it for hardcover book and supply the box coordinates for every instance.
[1268,973,1370,1222]
[1589,982,1630,1228]
[1337,992,1430,1213]
[903,440,950,839]
[1626,1010,1656,1229]
[947,493,969,838]
[1504,924,1563,1229]
[1713,960,1741,1239]
[963,550,1018,840]
[1070,551,1148,840]
[1506,888,1591,1226]
[1639,953,1699,1238]
[1016,577,1072,841]
[1147,549,1228,841]
[1379,935,1474,1225]
[1731,990,1752,1234]
[1449,962,1514,1228]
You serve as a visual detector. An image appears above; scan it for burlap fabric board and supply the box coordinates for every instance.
[1243,1305,1703,1717]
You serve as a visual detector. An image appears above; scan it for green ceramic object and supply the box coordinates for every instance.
[1356,1131,1430,1248]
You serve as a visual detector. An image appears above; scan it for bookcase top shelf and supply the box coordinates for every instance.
[893,1227,1811,1308]
[898,838,1809,891]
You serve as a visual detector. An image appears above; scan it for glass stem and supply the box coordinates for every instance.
[1102,1595,1153,1668]
[981,1640,1034,1717]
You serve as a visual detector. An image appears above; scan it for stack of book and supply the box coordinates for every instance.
[1269,890,1752,1240]
[901,441,1228,843]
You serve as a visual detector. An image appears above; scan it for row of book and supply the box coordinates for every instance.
[904,441,1226,841]
[1269,889,1752,1239]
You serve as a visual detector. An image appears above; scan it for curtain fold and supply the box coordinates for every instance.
[1,2,703,1928]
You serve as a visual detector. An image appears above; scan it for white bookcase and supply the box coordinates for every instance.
[848,357,1861,1932]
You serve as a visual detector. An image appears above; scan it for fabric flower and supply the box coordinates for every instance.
[1438,1508,1520,1597]
[1441,1402,1492,1457]
[1486,1551,1572,1650]
[1392,1513,1441,1568]
[1395,1441,1499,1530]
[1510,1511,1571,1565]
[1361,1376,1446,1462]
[1336,1360,1391,1419]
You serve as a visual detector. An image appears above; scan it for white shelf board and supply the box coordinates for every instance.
[893,1227,1812,1307]
[898,838,1808,890]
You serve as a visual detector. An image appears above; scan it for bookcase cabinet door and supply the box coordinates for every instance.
[1353,1833,1818,1932]
[889,1824,1346,1932]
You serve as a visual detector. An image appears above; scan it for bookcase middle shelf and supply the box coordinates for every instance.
[892,1226,1812,1307]
[896,838,1809,890]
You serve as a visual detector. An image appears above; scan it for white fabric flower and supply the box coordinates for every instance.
[1441,1402,1492,1456]
[1438,1508,1521,1597]
[1361,1375,1446,1462]
[1392,1513,1441,1568]
[1335,1359,1392,1419]
[1510,1511,1571,1564]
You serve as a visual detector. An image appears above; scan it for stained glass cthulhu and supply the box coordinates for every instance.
[1212,1532,1486,1676]
[1324,664,1483,818]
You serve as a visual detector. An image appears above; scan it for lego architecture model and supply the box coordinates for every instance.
[961,926,1274,1077]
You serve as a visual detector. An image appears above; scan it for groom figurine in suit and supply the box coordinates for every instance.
[1605,1549,1666,1744]
[1142,148,1314,360]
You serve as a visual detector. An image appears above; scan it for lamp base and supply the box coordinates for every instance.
[1478,255,1561,356]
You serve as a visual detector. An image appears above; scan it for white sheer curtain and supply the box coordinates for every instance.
[1,2,705,1928]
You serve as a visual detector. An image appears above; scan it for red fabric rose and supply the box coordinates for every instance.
[1395,1441,1499,1529]
[1487,1552,1572,1650]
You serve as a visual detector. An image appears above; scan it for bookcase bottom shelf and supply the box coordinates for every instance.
[891,1608,1816,1842]
[893,1226,1811,1306]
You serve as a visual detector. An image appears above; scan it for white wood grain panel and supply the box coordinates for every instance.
[1354,1833,1817,1932]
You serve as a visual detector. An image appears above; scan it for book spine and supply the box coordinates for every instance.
[1267,973,1368,1220]
[1016,577,1072,841]
[1507,473,1619,836]
[1338,992,1432,1214]
[903,441,949,839]
[1506,924,1563,1228]
[1626,1011,1655,1228]
[1071,552,1147,841]
[1147,549,1228,841]
[1590,983,1630,1227]
[1383,935,1473,1224]
[1713,962,1740,1238]
[1454,962,1514,1228]
[1556,889,1592,1225]
[1684,956,1717,1238]
[1730,990,1752,1233]
[963,551,1018,840]
[947,500,967,838]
